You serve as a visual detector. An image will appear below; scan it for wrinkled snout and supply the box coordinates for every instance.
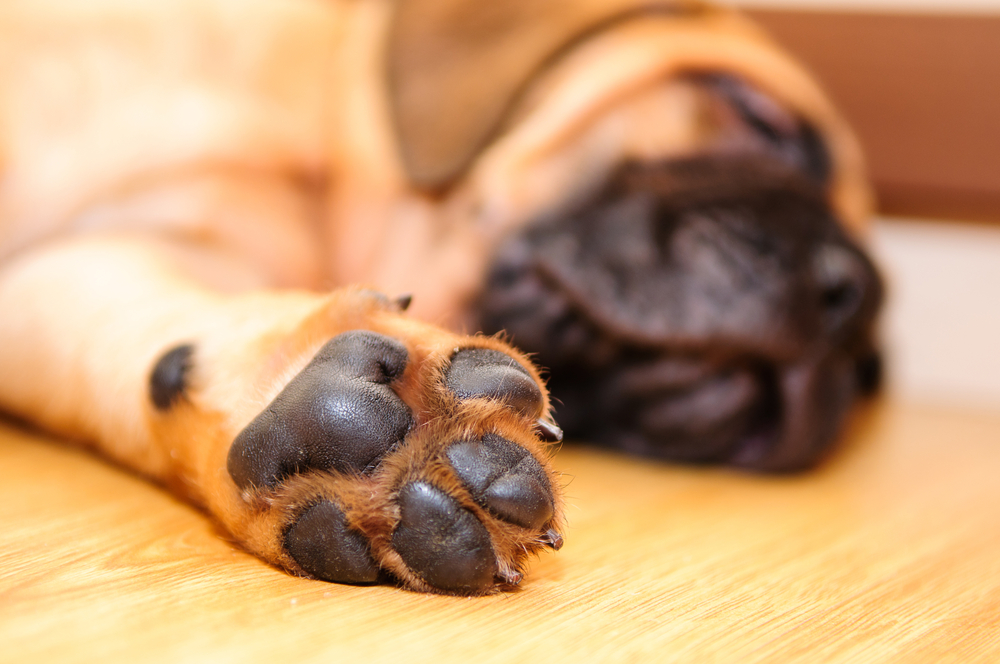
[475,157,883,471]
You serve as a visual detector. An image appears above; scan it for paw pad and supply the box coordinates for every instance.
[285,501,379,584]
[446,348,544,418]
[392,482,497,593]
[227,331,412,490]
[447,434,554,530]
[149,344,194,410]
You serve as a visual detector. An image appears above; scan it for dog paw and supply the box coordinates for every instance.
[205,300,563,595]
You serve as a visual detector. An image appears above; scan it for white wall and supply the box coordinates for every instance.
[729,0,1000,13]
[872,219,1000,413]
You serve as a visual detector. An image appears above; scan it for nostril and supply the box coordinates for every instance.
[855,350,883,396]
[822,280,858,311]
[814,244,869,333]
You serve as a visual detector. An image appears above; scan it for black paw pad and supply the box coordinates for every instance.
[445,348,543,418]
[392,482,496,593]
[228,331,413,490]
[285,500,379,584]
[149,344,194,410]
[446,434,554,530]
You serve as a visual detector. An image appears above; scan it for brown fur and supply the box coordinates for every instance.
[0,0,867,591]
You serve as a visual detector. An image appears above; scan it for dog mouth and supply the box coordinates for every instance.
[528,338,867,472]
[601,355,782,465]
[473,156,883,472]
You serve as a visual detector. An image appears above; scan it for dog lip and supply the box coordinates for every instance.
[608,353,840,469]
[605,357,769,462]
[610,355,720,398]
[727,410,782,468]
[728,353,857,471]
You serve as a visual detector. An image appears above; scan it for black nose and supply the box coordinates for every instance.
[813,243,880,340]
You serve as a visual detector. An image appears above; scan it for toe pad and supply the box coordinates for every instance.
[285,501,379,584]
[392,482,497,593]
[447,434,554,530]
[446,348,543,418]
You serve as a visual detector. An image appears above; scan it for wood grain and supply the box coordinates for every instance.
[2,401,999,663]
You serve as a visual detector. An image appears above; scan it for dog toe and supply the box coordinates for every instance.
[392,482,497,593]
[445,348,544,418]
[285,500,380,584]
[446,434,554,530]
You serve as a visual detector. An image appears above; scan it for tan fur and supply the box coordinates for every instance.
[0,0,866,591]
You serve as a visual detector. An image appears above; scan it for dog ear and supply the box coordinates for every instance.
[704,74,832,184]
[386,0,709,189]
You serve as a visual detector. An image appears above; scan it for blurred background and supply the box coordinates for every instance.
[732,0,1000,413]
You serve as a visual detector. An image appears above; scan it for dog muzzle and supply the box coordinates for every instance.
[476,156,882,471]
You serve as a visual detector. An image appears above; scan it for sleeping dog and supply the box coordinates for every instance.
[0,0,882,594]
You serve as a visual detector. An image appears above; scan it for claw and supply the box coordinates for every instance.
[534,419,563,443]
[540,528,564,550]
[394,293,413,311]
[499,569,524,585]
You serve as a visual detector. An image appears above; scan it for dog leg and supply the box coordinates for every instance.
[0,235,564,594]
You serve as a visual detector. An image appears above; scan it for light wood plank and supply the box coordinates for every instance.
[1,401,999,663]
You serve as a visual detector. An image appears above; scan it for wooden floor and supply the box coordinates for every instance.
[2,400,999,663]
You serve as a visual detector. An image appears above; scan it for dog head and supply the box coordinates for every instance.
[376,0,882,471]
